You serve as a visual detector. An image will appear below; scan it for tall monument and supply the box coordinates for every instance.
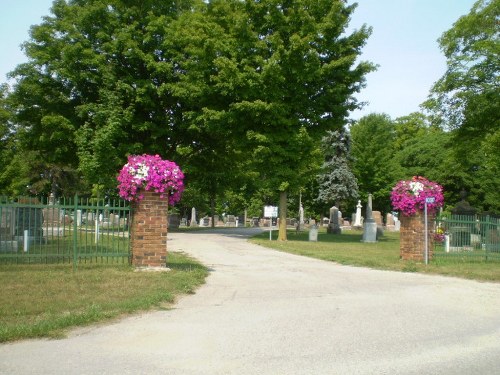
[362,194,377,242]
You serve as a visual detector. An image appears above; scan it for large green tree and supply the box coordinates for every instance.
[224,0,375,240]
[7,0,198,193]
[5,0,374,234]
[350,113,400,213]
[424,0,499,212]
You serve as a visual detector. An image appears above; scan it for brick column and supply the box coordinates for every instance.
[131,190,168,268]
[400,213,434,261]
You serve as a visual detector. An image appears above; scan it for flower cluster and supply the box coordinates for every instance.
[117,154,184,205]
[390,176,444,216]
[433,227,446,243]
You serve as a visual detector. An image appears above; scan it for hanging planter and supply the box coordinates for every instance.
[391,176,444,261]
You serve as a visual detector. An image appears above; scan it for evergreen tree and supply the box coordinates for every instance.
[316,130,358,212]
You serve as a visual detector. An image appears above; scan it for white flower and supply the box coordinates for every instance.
[409,181,424,196]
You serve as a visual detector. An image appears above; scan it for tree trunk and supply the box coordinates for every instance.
[278,190,287,241]
[210,195,216,228]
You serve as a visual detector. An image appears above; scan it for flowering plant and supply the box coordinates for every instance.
[390,176,444,216]
[117,154,184,205]
[433,227,446,243]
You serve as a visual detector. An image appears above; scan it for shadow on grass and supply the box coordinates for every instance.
[254,229,399,244]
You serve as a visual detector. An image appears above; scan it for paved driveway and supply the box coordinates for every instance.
[1,228,500,374]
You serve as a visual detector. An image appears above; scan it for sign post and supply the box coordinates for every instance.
[424,197,435,265]
[264,205,278,240]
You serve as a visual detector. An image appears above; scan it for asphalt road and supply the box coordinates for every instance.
[1,228,500,374]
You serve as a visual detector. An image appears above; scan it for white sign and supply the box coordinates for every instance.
[264,206,278,218]
[425,197,435,204]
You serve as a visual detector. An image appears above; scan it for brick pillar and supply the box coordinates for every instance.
[400,213,434,261]
[131,190,168,268]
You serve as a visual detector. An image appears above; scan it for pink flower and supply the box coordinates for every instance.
[391,176,444,216]
[117,154,185,205]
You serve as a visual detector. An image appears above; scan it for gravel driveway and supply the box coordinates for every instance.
[1,228,500,374]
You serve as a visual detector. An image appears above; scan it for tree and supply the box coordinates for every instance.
[350,113,400,213]
[424,0,499,212]
[229,0,375,240]
[7,0,198,191]
[316,129,358,212]
[5,0,374,231]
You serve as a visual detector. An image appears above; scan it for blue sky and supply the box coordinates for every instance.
[1,0,476,120]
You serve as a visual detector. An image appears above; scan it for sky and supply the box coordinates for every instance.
[1,0,477,120]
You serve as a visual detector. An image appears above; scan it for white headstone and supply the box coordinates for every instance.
[190,207,197,227]
[354,200,362,227]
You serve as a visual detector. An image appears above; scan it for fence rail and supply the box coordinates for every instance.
[0,195,131,267]
[434,214,500,261]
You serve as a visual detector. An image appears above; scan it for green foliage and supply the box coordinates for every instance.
[423,0,500,212]
[316,129,358,211]
[350,113,400,213]
[3,0,373,224]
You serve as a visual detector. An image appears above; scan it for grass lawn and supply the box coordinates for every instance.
[250,228,500,282]
[0,252,208,343]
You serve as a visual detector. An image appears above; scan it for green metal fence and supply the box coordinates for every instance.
[0,195,131,266]
[434,214,500,261]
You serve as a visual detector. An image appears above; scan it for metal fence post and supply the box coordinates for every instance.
[73,194,78,271]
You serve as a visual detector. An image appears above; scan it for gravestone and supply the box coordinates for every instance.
[43,206,63,225]
[353,200,363,228]
[0,207,15,237]
[362,194,377,242]
[226,215,236,227]
[190,207,197,227]
[394,217,401,231]
[327,206,342,234]
[168,213,180,229]
[450,190,477,247]
[309,224,318,242]
[386,213,396,231]
[372,211,383,226]
[15,205,44,243]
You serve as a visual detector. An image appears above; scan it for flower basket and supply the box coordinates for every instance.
[117,154,184,205]
[390,176,443,216]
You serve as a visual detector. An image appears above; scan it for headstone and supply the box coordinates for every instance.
[394,217,401,231]
[15,206,44,242]
[327,206,342,234]
[0,207,15,238]
[190,207,197,227]
[299,203,304,226]
[386,213,396,231]
[354,200,363,227]
[226,215,236,227]
[309,224,318,242]
[251,217,260,227]
[362,194,377,242]
[43,206,62,225]
[372,211,383,226]
[450,190,476,248]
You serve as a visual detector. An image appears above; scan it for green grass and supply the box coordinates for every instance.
[250,229,500,282]
[0,252,208,343]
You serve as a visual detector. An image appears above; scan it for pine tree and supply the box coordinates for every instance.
[316,130,359,210]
